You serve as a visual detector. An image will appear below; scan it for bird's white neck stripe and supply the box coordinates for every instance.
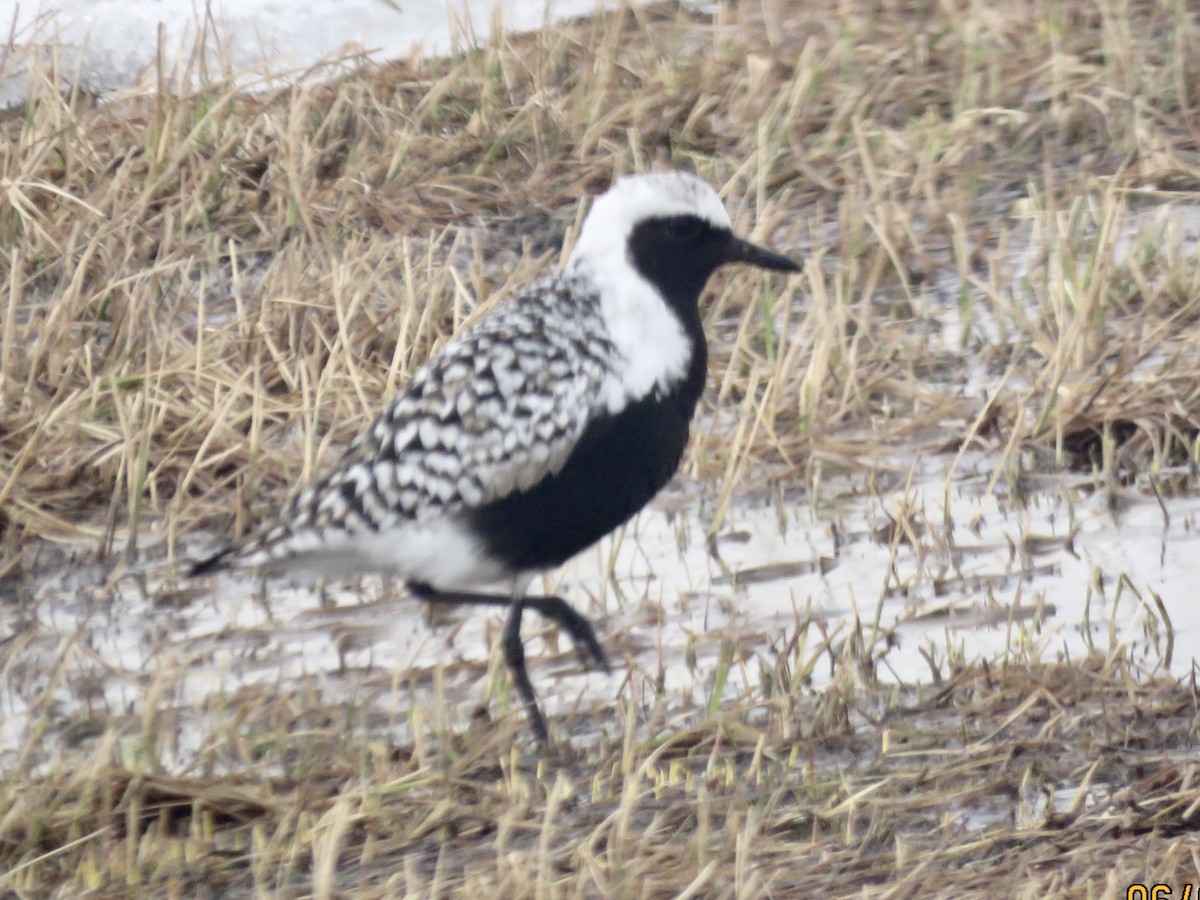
[571,258,694,412]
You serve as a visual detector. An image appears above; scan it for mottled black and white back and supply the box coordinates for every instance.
[192,170,801,743]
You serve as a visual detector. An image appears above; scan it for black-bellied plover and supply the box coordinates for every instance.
[192,171,801,743]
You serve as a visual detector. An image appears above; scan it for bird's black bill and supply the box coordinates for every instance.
[724,235,801,273]
[189,546,235,577]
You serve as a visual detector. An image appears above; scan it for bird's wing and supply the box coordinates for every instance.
[199,278,614,573]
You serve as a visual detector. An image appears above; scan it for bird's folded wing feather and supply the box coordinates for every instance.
[212,285,614,571]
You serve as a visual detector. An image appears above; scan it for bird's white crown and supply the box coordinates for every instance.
[567,171,732,266]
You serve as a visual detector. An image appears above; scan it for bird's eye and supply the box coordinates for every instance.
[661,216,705,243]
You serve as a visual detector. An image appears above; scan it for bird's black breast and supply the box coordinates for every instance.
[466,347,706,572]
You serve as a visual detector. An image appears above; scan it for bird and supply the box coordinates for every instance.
[191,170,801,743]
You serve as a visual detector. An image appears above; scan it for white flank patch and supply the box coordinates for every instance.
[262,516,510,590]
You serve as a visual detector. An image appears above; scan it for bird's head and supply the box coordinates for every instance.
[568,171,801,310]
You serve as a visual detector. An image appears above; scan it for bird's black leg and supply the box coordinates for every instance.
[406,581,609,672]
[501,595,549,744]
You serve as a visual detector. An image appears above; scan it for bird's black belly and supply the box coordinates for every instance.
[467,389,696,572]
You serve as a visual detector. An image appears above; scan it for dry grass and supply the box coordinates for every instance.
[2,0,1200,895]
[2,651,1199,897]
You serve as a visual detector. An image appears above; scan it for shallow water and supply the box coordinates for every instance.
[5,0,623,106]
[2,447,1196,773]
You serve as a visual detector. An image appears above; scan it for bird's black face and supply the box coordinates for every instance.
[627,214,801,319]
